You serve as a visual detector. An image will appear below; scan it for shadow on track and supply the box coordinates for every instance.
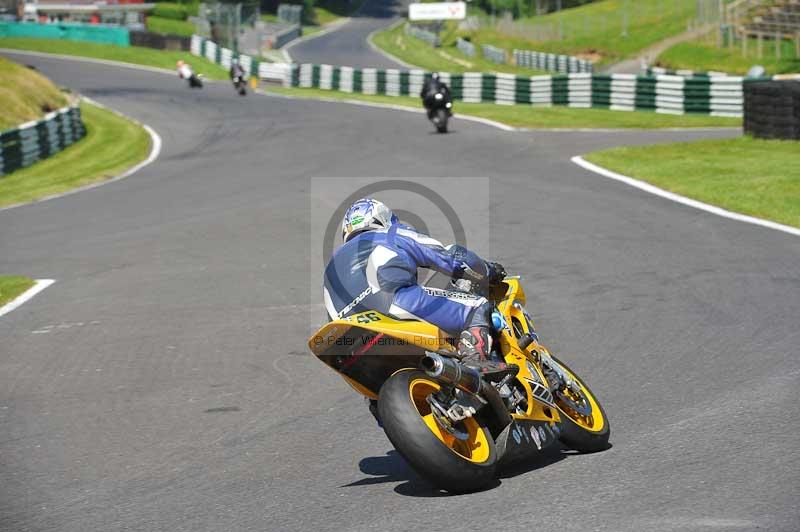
[342,446,573,497]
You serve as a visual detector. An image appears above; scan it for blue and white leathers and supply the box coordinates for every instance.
[323,224,493,335]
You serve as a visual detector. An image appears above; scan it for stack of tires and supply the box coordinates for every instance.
[744,80,800,140]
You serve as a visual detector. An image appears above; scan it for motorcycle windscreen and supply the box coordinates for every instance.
[310,321,443,396]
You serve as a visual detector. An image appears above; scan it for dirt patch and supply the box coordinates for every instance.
[575,49,604,63]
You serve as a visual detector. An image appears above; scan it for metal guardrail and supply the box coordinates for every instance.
[513,49,593,73]
[277,4,303,25]
[0,103,85,177]
[456,37,476,57]
[481,44,506,64]
[404,23,440,47]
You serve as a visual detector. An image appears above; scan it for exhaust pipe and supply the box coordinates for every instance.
[421,352,482,395]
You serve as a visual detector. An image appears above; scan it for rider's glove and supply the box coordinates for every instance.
[486,262,506,287]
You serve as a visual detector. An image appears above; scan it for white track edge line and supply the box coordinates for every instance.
[0,48,176,75]
[366,19,418,70]
[262,90,516,131]
[571,155,800,237]
[0,98,162,212]
[0,279,55,318]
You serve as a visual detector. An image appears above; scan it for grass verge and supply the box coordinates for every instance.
[0,37,229,80]
[0,276,35,307]
[585,136,800,228]
[461,0,697,66]
[376,0,698,69]
[371,22,547,75]
[0,55,68,130]
[0,101,151,208]
[146,16,196,37]
[657,39,800,75]
[269,86,741,129]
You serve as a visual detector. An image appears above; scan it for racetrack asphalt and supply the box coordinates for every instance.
[287,0,407,68]
[1,52,798,532]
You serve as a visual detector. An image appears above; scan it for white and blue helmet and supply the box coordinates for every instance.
[341,198,398,242]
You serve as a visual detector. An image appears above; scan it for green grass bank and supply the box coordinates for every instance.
[0,276,35,307]
[0,101,151,208]
[585,136,800,228]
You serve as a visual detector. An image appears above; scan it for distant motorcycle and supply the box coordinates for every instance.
[423,88,452,133]
[232,74,247,96]
[188,73,204,89]
[177,60,203,89]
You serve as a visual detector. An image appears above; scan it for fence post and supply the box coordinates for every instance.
[758,32,763,58]
[776,32,781,60]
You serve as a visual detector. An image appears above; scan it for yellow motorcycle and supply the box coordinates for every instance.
[307,276,610,493]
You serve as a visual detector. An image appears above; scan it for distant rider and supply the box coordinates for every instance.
[176,60,193,81]
[229,58,246,81]
[420,72,451,118]
[323,198,506,372]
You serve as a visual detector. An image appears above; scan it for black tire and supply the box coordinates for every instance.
[550,356,611,453]
[377,370,497,493]
[435,109,448,133]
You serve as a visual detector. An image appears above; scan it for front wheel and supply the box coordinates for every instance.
[549,356,610,453]
[378,370,497,493]
[434,109,448,133]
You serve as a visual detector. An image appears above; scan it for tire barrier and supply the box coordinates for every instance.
[290,64,746,116]
[189,35,750,116]
[513,49,594,74]
[744,80,800,140]
[0,103,85,177]
[190,35,293,86]
[644,66,732,78]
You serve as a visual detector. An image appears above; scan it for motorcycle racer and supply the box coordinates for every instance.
[323,198,506,372]
[176,60,193,80]
[229,58,246,81]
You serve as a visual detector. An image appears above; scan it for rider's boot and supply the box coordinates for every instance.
[458,326,506,374]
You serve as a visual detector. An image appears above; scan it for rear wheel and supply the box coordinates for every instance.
[378,370,497,493]
[549,356,610,452]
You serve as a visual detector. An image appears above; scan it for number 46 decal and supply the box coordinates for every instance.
[357,312,381,324]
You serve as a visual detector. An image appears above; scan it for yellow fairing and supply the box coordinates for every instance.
[307,311,453,356]
[307,280,605,431]
[308,310,456,398]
